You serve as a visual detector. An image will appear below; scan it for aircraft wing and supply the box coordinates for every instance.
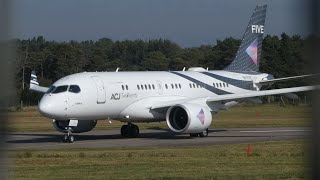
[257,74,319,85]
[150,97,201,110]
[29,71,49,93]
[151,86,318,110]
[206,86,317,102]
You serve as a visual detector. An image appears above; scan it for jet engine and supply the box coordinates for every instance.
[166,103,212,133]
[53,120,97,133]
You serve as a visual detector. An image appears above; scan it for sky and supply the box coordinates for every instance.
[11,0,310,47]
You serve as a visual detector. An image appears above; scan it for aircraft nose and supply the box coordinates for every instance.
[39,99,54,118]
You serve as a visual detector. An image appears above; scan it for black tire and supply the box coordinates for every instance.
[199,129,209,137]
[63,134,68,143]
[121,125,128,137]
[190,133,199,137]
[129,125,139,138]
[68,135,74,143]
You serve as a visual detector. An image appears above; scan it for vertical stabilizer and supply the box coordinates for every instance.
[224,4,267,72]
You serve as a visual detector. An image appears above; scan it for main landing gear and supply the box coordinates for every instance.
[121,123,139,138]
[189,128,209,138]
[62,128,74,143]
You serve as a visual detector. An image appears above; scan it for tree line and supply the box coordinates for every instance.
[15,33,312,106]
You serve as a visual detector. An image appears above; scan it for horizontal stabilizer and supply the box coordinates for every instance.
[257,74,320,85]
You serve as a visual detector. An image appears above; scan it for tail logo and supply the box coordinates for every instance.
[251,25,264,34]
[197,109,205,125]
[30,72,39,86]
[246,38,258,65]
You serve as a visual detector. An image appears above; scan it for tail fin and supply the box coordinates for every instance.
[224,4,267,72]
[29,71,49,93]
[30,71,39,86]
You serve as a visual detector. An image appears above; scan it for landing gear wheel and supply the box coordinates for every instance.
[62,134,74,143]
[69,135,74,143]
[189,133,199,137]
[121,125,128,137]
[199,129,209,137]
[121,123,139,138]
[129,125,139,138]
[62,128,74,143]
[63,134,69,142]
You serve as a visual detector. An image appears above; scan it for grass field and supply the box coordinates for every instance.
[8,104,311,132]
[9,140,309,179]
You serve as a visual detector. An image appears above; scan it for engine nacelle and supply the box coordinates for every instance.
[53,120,97,133]
[166,103,212,133]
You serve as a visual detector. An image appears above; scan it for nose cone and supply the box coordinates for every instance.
[39,96,66,119]
[39,97,54,118]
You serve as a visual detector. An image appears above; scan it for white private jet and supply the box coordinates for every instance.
[30,4,317,142]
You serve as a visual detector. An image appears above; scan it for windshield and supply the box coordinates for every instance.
[69,85,81,93]
[46,86,56,94]
[52,85,68,94]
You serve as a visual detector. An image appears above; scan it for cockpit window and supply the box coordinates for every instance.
[69,85,81,93]
[52,85,68,94]
[46,86,56,94]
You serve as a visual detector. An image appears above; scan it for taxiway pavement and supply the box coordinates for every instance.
[7,127,310,150]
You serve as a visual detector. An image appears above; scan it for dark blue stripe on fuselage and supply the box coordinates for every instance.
[170,72,232,95]
[201,72,255,90]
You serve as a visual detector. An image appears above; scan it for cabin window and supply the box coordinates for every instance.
[227,83,229,87]
[213,83,215,88]
[189,83,192,88]
[223,83,226,88]
[126,85,128,90]
[171,84,174,89]
[145,84,148,89]
[165,84,168,89]
[179,84,181,89]
[141,85,144,90]
[137,85,140,90]
[52,85,68,94]
[193,83,196,88]
[148,84,151,89]
[69,85,81,93]
[152,84,155,89]
[216,83,219,87]
[122,85,125,90]
[175,84,178,89]
[220,83,222,87]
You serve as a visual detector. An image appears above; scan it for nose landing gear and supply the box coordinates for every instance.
[62,128,74,143]
[121,123,139,138]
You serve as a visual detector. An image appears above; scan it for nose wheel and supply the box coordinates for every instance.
[62,128,74,143]
[121,123,139,138]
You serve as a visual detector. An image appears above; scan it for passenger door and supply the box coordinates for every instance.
[91,76,106,104]
[156,80,163,95]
